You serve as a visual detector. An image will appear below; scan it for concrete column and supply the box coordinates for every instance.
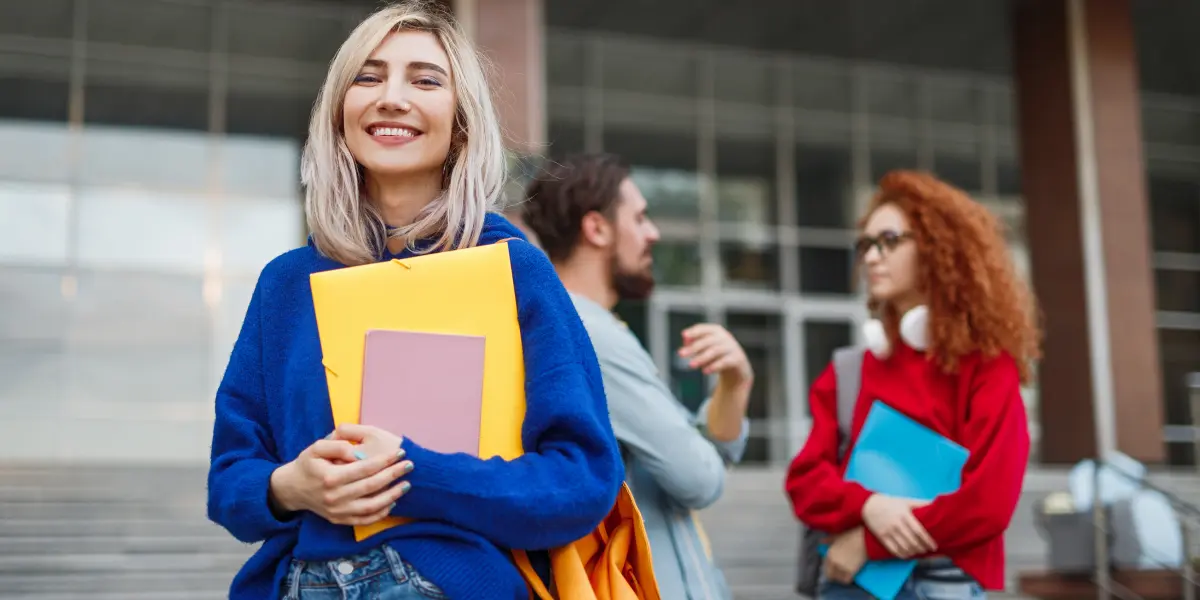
[1013,0,1164,464]
[451,0,545,239]
[452,0,546,154]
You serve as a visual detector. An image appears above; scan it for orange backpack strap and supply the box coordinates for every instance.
[513,550,555,600]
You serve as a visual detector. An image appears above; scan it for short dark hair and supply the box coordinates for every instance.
[521,153,631,263]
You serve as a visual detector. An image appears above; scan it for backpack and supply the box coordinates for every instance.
[794,346,864,597]
[513,482,661,600]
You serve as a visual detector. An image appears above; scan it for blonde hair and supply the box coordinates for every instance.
[301,1,507,266]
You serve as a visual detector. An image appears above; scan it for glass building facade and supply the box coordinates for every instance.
[0,0,1197,465]
[542,29,1030,465]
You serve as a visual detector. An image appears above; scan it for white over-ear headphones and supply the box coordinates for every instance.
[862,305,929,359]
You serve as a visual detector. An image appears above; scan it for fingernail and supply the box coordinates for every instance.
[354,451,367,460]
[400,481,412,493]
[388,502,396,511]
[396,448,407,461]
[401,460,414,473]
[325,432,335,440]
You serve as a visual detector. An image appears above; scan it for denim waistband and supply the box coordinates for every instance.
[913,557,974,583]
[281,545,448,600]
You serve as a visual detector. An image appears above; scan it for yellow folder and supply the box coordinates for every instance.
[309,240,526,541]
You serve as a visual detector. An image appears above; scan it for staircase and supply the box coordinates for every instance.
[0,465,251,600]
[3,464,1200,599]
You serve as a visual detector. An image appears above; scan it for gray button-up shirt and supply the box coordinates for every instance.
[570,293,748,600]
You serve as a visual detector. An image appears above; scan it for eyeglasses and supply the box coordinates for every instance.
[854,230,913,258]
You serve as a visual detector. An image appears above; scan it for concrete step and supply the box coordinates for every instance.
[1,463,1196,599]
[0,552,249,575]
[0,499,203,521]
[0,534,245,556]
[0,571,233,595]
[3,593,225,600]
[0,517,228,539]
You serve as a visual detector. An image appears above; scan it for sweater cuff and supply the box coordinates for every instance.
[864,528,892,560]
[248,460,299,532]
[843,483,873,528]
[397,437,459,495]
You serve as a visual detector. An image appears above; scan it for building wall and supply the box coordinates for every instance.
[0,0,1196,465]
[0,0,379,462]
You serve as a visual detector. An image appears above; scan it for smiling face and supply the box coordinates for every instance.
[341,29,456,184]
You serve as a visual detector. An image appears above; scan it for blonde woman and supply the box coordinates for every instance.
[205,3,623,599]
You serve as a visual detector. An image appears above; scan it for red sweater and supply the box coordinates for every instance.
[784,344,1029,591]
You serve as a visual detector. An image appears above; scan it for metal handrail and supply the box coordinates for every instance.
[1087,459,1200,600]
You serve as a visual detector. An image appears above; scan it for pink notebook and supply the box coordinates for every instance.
[359,329,486,456]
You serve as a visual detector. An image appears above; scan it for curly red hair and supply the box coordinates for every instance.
[861,170,1042,384]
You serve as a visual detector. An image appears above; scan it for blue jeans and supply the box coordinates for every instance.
[280,545,448,600]
[818,562,987,600]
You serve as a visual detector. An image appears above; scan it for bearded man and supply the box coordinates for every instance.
[521,153,754,600]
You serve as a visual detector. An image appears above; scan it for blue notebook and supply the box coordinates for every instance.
[839,400,969,600]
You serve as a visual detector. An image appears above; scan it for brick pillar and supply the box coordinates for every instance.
[1013,0,1164,464]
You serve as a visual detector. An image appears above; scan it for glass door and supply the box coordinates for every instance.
[650,295,789,466]
[784,299,868,455]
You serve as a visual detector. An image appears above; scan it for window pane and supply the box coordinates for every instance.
[220,197,303,276]
[712,51,775,105]
[219,136,301,199]
[925,78,981,125]
[800,247,853,295]
[668,311,706,413]
[934,139,984,195]
[226,91,314,139]
[721,242,780,290]
[84,59,209,131]
[870,144,920,184]
[65,347,212,409]
[605,130,699,221]
[795,142,853,228]
[0,182,70,265]
[793,62,852,113]
[0,267,70,344]
[727,311,784,464]
[866,72,917,120]
[0,74,70,122]
[88,0,211,52]
[226,6,350,63]
[1156,270,1200,313]
[601,39,696,98]
[1149,176,1200,254]
[1159,328,1200,466]
[546,34,586,88]
[998,159,1022,197]
[716,138,776,225]
[68,271,209,348]
[0,122,71,185]
[214,277,256,385]
[79,127,209,190]
[0,0,73,38]
[613,301,647,349]
[547,121,585,157]
[76,188,208,272]
[0,347,67,419]
[653,241,701,287]
[803,321,853,389]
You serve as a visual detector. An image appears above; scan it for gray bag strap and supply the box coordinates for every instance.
[831,346,864,460]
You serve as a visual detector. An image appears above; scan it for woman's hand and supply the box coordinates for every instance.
[861,494,937,558]
[268,430,412,526]
[823,527,868,584]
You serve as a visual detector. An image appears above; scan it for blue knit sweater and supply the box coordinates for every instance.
[206,213,623,599]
